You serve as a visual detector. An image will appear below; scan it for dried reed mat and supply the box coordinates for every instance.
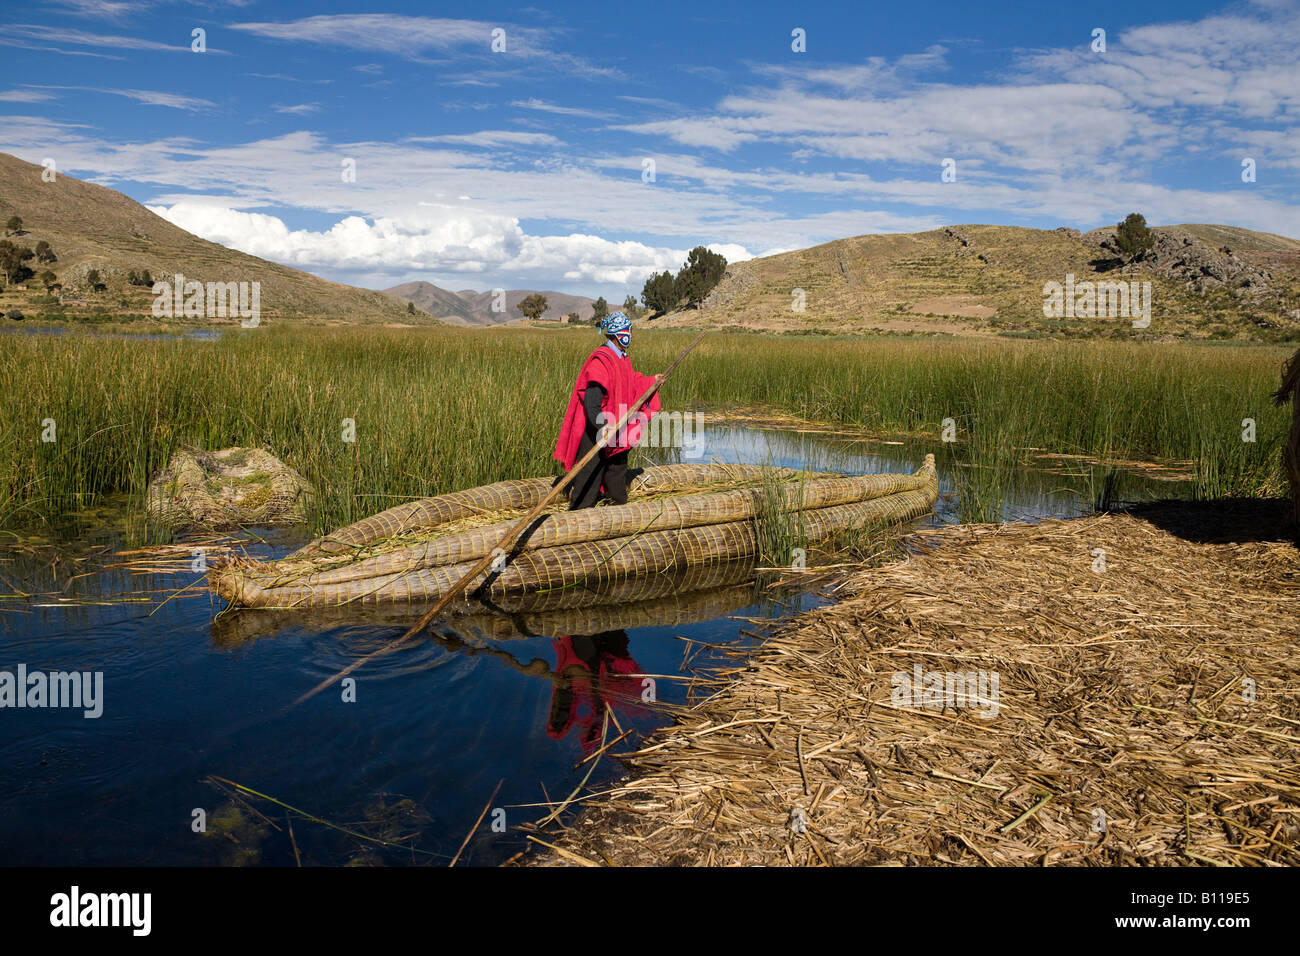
[147,447,313,531]
[528,504,1300,866]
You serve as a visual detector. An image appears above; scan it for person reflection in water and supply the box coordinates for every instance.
[547,630,646,754]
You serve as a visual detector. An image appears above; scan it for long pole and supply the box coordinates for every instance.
[292,328,708,708]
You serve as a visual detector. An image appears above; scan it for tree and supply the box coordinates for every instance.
[622,294,639,318]
[675,245,727,308]
[34,240,55,263]
[39,270,57,291]
[0,241,34,284]
[675,268,705,308]
[519,292,549,321]
[565,312,579,324]
[1114,213,1154,267]
[641,270,677,315]
[5,215,22,234]
[406,301,416,315]
[86,268,104,292]
[590,296,609,325]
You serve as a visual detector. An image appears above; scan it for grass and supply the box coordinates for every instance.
[0,324,1291,538]
[753,465,808,570]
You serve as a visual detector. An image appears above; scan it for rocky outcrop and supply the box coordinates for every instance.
[1090,228,1274,292]
[700,264,756,311]
[944,227,974,253]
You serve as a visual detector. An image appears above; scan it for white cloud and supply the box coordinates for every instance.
[0,89,55,102]
[614,117,759,152]
[146,201,755,291]
[0,24,195,52]
[228,15,621,80]
[27,85,216,110]
[48,0,143,18]
[512,98,613,119]
[229,15,551,58]
[1018,10,1300,118]
[412,130,563,148]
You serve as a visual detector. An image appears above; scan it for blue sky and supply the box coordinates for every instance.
[2,0,1298,299]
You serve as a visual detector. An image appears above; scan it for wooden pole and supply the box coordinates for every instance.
[291,328,709,707]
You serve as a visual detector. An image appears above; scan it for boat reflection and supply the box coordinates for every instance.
[209,559,760,647]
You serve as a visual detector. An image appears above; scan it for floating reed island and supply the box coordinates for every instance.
[526,499,1299,867]
[147,447,313,531]
[208,457,938,610]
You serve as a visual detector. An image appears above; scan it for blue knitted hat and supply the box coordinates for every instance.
[599,311,631,349]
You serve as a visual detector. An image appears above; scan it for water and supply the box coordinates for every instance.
[0,324,224,341]
[0,424,1187,866]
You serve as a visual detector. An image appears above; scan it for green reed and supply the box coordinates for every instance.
[0,325,1290,537]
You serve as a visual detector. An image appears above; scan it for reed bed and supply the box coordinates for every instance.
[527,501,1300,866]
[0,326,1291,537]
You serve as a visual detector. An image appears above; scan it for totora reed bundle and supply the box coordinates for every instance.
[209,457,937,609]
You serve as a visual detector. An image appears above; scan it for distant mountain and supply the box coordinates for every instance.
[653,223,1300,340]
[385,281,596,325]
[0,152,419,324]
[384,281,477,326]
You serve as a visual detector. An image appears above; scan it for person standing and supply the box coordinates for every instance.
[554,312,662,509]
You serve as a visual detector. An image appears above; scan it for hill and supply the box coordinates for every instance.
[384,281,477,326]
[0,152,423,325]
[655,223,1300,340]
[384,281,595,325]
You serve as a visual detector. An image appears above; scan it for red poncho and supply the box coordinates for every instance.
[553,344,660,470]
[547,635,648,754]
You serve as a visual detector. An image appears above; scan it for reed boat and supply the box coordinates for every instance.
[210,559,762,646]
[208,456,938,610]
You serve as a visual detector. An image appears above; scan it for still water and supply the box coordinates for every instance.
[0,424,1187,865]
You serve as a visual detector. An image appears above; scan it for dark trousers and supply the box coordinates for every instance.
[569,431,629,510]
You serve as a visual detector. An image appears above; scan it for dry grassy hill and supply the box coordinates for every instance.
[0,152,425,325]
[657,223,1300,340]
